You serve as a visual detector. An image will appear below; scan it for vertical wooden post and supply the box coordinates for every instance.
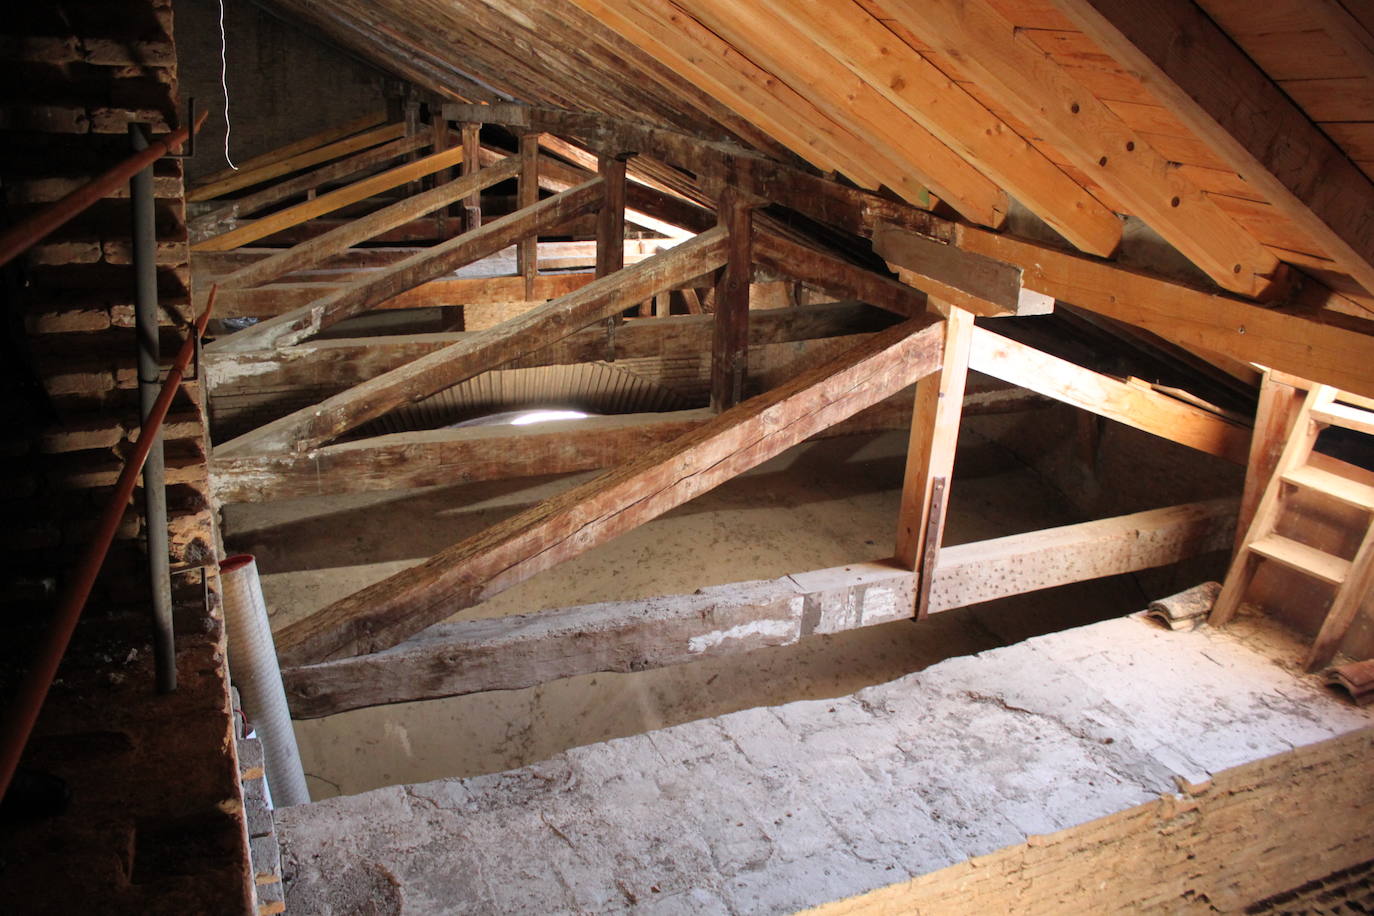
[597,154,628,360]
[403,97,422,197]
[462,122,482,232]
[1234,369,1304,556]
[710,188,752,412]
[517,132,540,300]
[895,304,974,584]
[431,106,454,238]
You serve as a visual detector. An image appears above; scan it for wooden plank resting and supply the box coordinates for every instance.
[271,316,944,666]
[208,177,606,353]
[280,497,1236,717]
[217,156,522,291]
[968,326,1253,464]
[215,225,730,457]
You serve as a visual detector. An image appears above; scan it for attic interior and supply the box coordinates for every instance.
[4,0,1374,912]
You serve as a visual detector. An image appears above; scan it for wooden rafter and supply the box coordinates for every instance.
[214,225,730,457]
[670,0,1006,226]
[753,0,1121,257]
[1050,0,1374,299]
[272,317,943,666]
[877,0,1284,297]
[207,176,605,353]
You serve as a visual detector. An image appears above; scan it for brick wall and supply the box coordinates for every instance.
[0,2,252,912]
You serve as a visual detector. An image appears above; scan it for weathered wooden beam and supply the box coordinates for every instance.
[280,497,1235,717]
[872,225,1053,317]
[968,325,1253,464]
[879,221,1374,400]
[206,301,894,395]
[1051,0,1374,298]
[595,155,628,277]
[711,189,753,411]
[192,142,468,252]
[217,157,521,291]
[188,120,403,202]
[215,226,730,457]
[880,0,1282,297]
[751,231,927,318]
[272,317,943,666]
[518,133,540,298]
[461,122,483,231]
[896,306,973,571]
[208,177,605,353]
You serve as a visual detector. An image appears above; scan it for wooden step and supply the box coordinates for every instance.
[1249,534,1351,586]
[1312,402,1374,435]
[1283,465,1374,511]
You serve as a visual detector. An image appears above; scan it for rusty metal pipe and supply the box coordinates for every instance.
[0,291,216,803]
[0,110,207,270]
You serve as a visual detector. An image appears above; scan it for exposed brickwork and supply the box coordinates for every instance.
[0,2,251,912]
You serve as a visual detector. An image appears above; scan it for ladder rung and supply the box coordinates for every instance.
[1312,402,1374,436]
[1283,465,1374,511]
[1249,534,1351,586]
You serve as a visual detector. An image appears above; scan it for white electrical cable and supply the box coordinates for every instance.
[218,0,238,170]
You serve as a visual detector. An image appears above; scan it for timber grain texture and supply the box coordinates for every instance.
[272,317,943,666]
[282,498,1236,717]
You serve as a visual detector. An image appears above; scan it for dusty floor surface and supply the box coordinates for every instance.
[223,420,1221,799]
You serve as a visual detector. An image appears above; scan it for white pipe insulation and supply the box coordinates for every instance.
[220,554,310,807]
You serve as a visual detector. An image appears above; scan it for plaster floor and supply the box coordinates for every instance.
[222,421,1217,800]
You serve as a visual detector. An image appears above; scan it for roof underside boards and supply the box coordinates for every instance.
[258,0,1374,314]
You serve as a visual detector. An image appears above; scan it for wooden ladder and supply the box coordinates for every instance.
[1211,384,1374,671]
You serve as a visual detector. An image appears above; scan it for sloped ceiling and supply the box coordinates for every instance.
[259,0,1374,313]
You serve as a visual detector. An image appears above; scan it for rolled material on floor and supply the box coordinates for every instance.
[1146,581,1222,631]
[221,555,310,807]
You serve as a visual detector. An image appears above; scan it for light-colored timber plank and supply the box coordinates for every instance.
[1250,533,1350,586]
[218,157,521,291]
[192,143,467,252]
[968,325,1252,464]
[188,121,405,203]
[880,0,1284,296]
[191,110,387,191]
[1283,465,1374,512]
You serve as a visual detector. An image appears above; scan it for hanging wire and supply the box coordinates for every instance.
[218,0,238,170]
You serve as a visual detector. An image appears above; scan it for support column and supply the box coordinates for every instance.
[461,122,482,232]
[895,304,974,609]
[710,188,753,412]
[517,132,540,300]
[596,154,628,360]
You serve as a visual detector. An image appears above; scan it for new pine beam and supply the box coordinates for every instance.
[881,221,1374,400]
[192,110,387,192]
[880,0,1283,297]
[214,225,730,457]
[193,133,431,228]
[759,0,1121,257]
[968,325,1253,464]
[188,122,406,203]
[895,306,973,571]
[672,0,1007,226]
[208,178,605,353]
[280,498,1236,717]
[216,157,521,291]
[1050,0,1374,298]
[272,317,943,666]
[192,142,467,252]
[711,189,753,411]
